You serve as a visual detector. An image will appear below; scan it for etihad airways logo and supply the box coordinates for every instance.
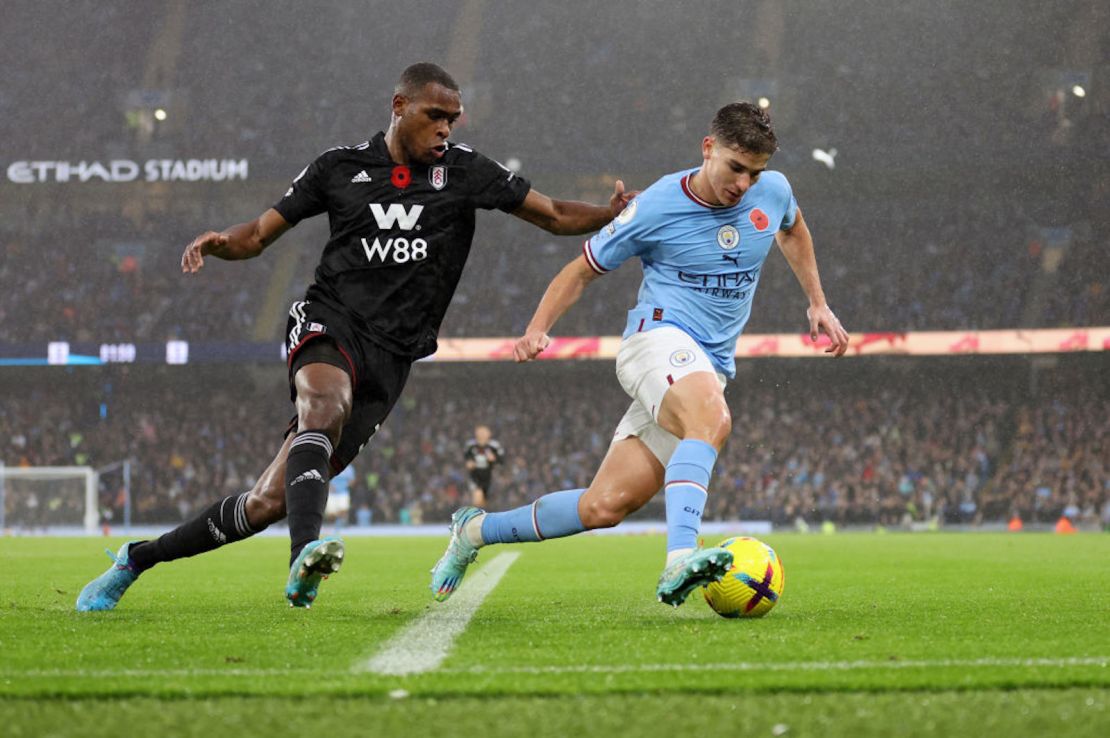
[369,202,424,230]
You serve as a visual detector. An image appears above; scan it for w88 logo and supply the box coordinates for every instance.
[360,236,428,264]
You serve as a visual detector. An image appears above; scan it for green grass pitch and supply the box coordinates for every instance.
[1,533,1107,736]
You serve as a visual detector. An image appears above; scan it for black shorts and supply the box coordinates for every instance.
[468,472,493,496]
[285,299,411,474]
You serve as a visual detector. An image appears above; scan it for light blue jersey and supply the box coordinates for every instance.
[583,167,798,378]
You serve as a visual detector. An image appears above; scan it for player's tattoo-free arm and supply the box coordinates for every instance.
[774,208,851,357]
[513,255,603,362]
[512,181,636,236]
[181,208,292,274]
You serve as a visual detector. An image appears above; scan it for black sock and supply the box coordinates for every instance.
[285,430,334,565]
[129,492,264,573]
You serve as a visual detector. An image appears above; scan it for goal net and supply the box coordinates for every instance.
[0,465,98,533]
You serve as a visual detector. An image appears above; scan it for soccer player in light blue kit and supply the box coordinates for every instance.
[431,102,850,606]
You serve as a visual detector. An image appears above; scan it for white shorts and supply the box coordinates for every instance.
[611,326,726,465]
[325,490,351,518]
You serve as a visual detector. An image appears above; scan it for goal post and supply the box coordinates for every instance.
[0,464,99,533]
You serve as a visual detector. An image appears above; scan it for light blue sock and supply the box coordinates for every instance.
[480,489,586,545]
[664,439,718,553]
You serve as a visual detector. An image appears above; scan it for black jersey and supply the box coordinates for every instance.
[274,132,531,358]
[464,439,505,487]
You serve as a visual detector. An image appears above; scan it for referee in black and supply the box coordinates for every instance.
[76,62,634,611]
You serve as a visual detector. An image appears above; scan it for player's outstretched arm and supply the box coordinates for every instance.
[774,208,850,357]
[181,208,292,274]
[512,181,635,236]
[513,255,602,362]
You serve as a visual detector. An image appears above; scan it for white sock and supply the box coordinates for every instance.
[463,514,486,548]
[666,547,693,566]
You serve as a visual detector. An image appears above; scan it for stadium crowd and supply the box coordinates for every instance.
[443,195,1110,337]
[0,209,270,344]
[4,186,1105,346]
[3,1,1106,345]
[2,364,1105,531]
[3,0,1105,539]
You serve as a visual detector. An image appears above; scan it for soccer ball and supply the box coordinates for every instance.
[703,537,785,618]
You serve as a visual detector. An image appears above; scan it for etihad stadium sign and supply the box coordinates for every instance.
[6,158,249,184]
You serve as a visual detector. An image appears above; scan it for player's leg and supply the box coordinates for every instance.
[480,435,664,542]
[285,333,412,607]
[470,480,487,508]
[75,435,293,612]
[655,370,731,563]
[285,359,351,562]
[577,437,665,526]
[613,327,733,606]
[651,370,734,606]
[431,437,663,602]
[282,338,354,607]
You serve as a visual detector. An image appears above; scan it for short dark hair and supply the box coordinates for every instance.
[396,62,459,97]
[711,102,778,155]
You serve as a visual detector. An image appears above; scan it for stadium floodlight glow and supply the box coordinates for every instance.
[757,97,771,109]
[1071,85,1086,98]
[154,108,168,121]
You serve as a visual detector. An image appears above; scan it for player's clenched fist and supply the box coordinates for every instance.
[513,330,551,363]
[181,231,228,274]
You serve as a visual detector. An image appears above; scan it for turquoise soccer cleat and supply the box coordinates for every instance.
[76,542,142,612]
[285,536,345,608]
[429,506,484,602]
[655,546,734,608]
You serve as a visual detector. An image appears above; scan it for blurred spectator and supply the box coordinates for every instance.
[1,362,1103,529]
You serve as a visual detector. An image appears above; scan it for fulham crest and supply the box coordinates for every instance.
[429,165,447,190]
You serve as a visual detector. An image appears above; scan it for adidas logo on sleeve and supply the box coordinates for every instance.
[351,170,372,183]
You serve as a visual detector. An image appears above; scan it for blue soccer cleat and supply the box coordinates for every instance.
[76,542,142,612]
[429,506,483,602]
[285,536,345,608]
[655,546,734,608]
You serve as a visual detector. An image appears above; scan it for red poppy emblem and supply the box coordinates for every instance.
[391,165,411,189]
[750,208,769,231]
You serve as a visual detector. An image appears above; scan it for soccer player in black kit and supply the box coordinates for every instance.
[76,63,634,611]
[464,425,504,508]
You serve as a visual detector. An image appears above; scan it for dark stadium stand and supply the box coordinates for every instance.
[3,187,1104,344]
[1,0,1104,534]
[1,360,1105,529]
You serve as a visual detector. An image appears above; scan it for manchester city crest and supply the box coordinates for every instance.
[669,349,696,367]
[717,225,740,250]
[429,165,447,190]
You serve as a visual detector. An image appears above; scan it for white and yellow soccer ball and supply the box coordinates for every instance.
[703,537,785,618]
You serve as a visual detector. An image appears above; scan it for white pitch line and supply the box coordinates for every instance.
[353,551,521,676]
[442,656,1110,676]
[0,668,304,678]
[4,656,1104,680]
